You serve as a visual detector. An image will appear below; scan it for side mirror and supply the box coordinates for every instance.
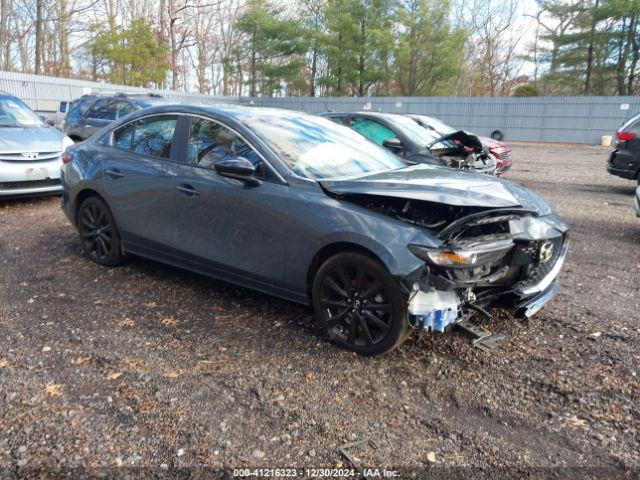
[214,156,262,186]
[382,137,403,150]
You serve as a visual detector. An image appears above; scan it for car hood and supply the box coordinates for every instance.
[0,126,66,153]
[478,136,506,150]
[319,164,552,214]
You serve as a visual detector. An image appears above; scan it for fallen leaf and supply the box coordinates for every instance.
[44,383,63,397]
[19,281,28,287]
[143,302,156,308]
[71,356,91,365]
[197,359,224,365]
[565,415,587,428]
[161,317,179,327]
[0,359,8,368]
[119,318,135,327]
[306,372,314,383]
[218,346,228,353]
[93,299,104,305]
[27,298,35,304]
[161,371,182,379]
[426,452,437,463]
[123,358,143,369]
[106,372,123,380]
[208,305,225,312]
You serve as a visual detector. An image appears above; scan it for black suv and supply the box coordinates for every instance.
[62,93,171,142]
[608,112,640,184]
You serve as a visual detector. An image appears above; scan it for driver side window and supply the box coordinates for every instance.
[349,117,396,146]
[187,117,264,177]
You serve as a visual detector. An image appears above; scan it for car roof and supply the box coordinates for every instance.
[115,103,315,121]
[73,93,164,102]
[322,111,402,120]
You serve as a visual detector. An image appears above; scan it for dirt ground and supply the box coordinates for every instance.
[0,142,638,476]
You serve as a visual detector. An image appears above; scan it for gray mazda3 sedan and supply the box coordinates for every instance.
[61,104,569,355]
[0,93,74,198]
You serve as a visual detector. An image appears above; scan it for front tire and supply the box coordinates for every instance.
[76,196,125,267]
[312,252,410,356]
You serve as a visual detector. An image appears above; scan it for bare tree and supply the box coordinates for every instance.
[459,0,524,96]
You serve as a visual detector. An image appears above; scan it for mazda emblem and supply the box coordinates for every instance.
[539,241,554,263]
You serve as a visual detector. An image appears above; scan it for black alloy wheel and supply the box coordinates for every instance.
[77,196,125,267]
[312,252,410,356]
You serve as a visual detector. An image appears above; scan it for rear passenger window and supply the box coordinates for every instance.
[131,115,177,159]
[112,101,135,119]
[66,99,91,122]
[89,99,115,120]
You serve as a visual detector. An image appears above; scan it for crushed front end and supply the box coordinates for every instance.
[403,209,569,332]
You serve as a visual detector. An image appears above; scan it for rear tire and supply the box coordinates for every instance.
[312,252,410,356]
[76,196,125,267]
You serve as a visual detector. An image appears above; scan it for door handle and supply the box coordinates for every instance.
[177,184,200,196]
[105,168,124,179]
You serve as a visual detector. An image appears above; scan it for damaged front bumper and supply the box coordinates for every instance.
[405,212,569,333]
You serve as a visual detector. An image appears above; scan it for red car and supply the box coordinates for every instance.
[481,135,513,175]
[408,114,513,176]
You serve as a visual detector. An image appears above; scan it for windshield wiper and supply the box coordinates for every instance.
[0,124,24,128]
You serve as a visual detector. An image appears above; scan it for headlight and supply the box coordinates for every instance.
[409,238,514,269]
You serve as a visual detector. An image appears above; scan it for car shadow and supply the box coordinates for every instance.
[0,194,61,207]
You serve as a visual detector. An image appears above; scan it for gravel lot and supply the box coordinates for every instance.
[0,142,638,475]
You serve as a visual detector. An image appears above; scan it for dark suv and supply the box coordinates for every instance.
[62,93,171,142]
[607,113,640,184]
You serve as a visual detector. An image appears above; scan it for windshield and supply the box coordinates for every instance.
[412,115,456,135]
[244,112,406,179]
[0,97,43,127]
[383,114,442,146]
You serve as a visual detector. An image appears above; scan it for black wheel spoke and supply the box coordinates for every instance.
[355,267,365,292]
[363,310,390,333]
[347,317,358,344]
[359,317,374,345]
[334,266,353,295]
[363,303,390,312]
[80,216,94,230]
[97,209,107,228]
[325,277,349,298]
[326,308,351,328]
[362,280,383,299]
[94,238,104,257]
[321,299,351,309]
[85,208,95,225]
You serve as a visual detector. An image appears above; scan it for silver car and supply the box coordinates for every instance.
[0,93,74,198]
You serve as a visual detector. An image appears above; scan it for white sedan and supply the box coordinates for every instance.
[0,93,74,198]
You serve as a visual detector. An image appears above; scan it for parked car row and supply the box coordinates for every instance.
[1,91,575,355]
[59,103,569,355]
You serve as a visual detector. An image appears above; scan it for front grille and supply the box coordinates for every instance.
[517,235,565,288]
[0,178,61,190]
[0,151,61,162]
[498,151,511,160]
